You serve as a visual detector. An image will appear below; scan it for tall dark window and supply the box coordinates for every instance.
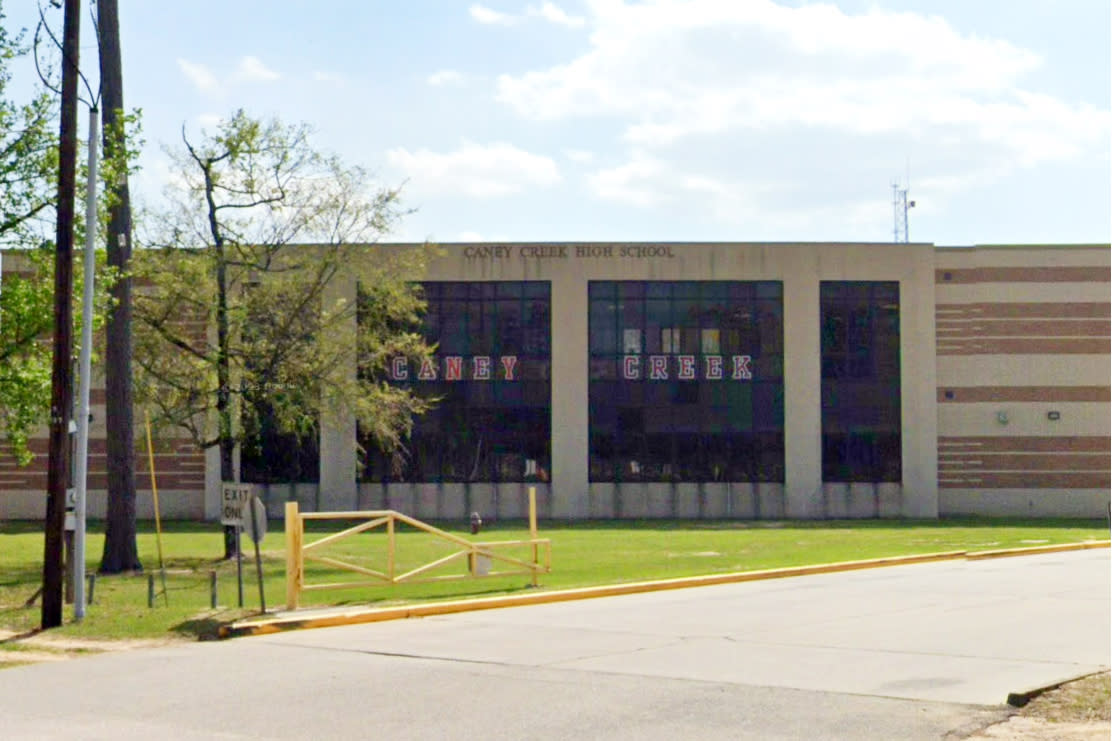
[360,281,551,483]
[589,281,784,483]
[820,281,901,482]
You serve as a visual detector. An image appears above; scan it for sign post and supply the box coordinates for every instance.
[245,496,267,613]
[221,484,251,607]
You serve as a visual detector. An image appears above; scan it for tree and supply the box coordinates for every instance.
[0,1,57,463]
[0,3,55,247]
[96,0,140,574]
[0,250,53,464]
[133,110,434,558]
[1,3,129,470]
[42,0,81,630]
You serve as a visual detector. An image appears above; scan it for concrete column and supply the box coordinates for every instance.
[783,267,823,518]
[317,272,358,511]
[549,269,589,518]
[899,251,939,517]
[203,445,222,520]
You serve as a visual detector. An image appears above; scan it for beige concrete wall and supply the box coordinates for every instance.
[317,272,360,511]
[0,489,205,520]
[938,403,1110,437]
[939,489,1109,518]
[2,242,941,520]
[934,244,1111,517]
[937,355,1110,386]
[368,241,940,519]
[935,244,1110,267]
[354,482,553,521]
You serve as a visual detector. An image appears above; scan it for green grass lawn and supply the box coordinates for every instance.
[0,517,1107,642]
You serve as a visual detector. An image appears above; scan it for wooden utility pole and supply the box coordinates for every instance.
[42,0,81,630]
[97,0,141,573]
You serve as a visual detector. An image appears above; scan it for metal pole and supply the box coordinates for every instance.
[236,527,244,608]
[73,106,99,621]
[250,497,266,613]
[529,487,538,587]
[144,410,168,605]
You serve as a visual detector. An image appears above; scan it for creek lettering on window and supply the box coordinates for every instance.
[620,354,752,380]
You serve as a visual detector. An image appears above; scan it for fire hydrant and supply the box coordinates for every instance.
[470,512,482,535]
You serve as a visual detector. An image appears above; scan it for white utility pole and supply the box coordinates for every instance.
[73,106,99,620]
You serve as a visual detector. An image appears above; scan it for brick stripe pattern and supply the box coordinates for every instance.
[0,438,205,491]
[937,300,1111,356]
[936,255,1111,493]
[938,436,1111,489]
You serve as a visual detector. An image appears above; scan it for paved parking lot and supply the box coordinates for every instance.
[264,548,1110,706]
[0,548,1106,740]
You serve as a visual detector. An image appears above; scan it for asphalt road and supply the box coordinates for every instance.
[0,548,1107,740]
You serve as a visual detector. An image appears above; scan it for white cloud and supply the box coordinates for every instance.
[456,231,511,241]
[488,0,1109,237]
[469,2,585,28]
[386,141,562,198]
[563,148,595,163]
[587,151,668,207]
[533,2,585,28]
[195,113,224,130]
[177,56,280,94]
[177,59,219,93]
[495,0,1106,165]
[427,69,465,86]
[470,4,517,25]
[234,56,280,83]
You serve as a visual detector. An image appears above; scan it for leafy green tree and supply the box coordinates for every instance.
[0,4,56,463]
[134,110,434,557]
[0,251,52,464]
[0,5,55,247]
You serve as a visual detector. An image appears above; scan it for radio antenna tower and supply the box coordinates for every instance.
[892,181,915,243]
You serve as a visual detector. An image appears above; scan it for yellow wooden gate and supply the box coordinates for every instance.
[284,489,550,609]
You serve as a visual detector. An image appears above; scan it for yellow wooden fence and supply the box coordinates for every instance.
[284,488,551,609]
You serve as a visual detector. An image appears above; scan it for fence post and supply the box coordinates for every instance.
[285,501,302,610]
[529,486,539,587]
[387,513,396,583]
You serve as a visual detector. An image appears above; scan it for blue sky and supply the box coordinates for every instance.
[6,0,1110,245]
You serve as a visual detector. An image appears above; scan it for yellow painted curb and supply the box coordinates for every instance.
[966,539,1110,560]
[219,540,1109,640]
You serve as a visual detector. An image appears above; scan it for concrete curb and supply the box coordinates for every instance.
[219,540,1110,639]
[966,540,1110,560]
[1006,668,1112,708]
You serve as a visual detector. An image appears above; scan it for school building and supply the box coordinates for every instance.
[0,241,1108,521]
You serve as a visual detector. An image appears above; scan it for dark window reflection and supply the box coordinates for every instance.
[359,281,551,483]
[820,281,901,482]
[588,281,784,483]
